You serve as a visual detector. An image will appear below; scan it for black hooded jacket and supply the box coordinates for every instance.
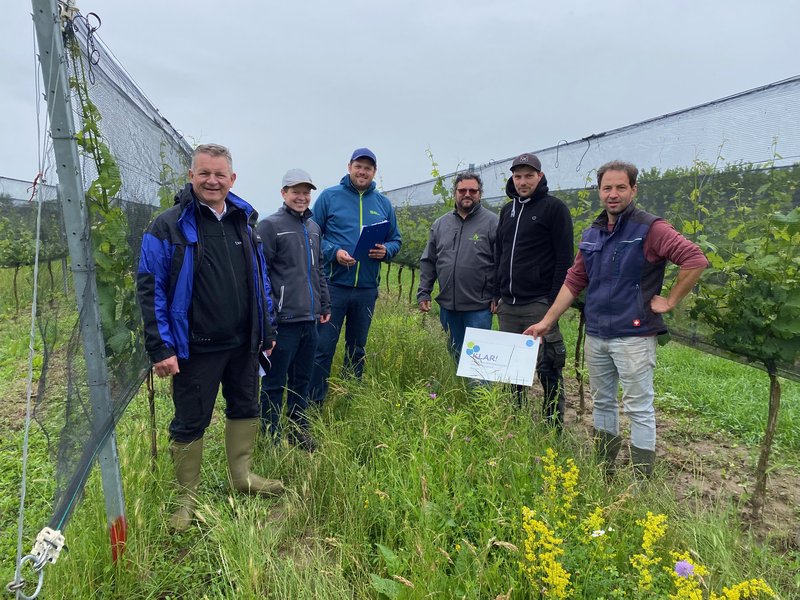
[494,175,574,305]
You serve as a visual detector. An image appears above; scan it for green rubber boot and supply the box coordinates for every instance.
[168,437,203,532]
[225,419,285,496]
[593,429,623,481]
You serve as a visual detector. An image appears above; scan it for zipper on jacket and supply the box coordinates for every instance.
[278,285,285,312]
[508,200,525,304]
[452,216,465,308]
[354,191,363,287]
[302,220,315,319]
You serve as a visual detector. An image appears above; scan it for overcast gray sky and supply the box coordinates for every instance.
[2,0,799,217]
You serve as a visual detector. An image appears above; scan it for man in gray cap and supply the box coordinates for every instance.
[308,148,402,405]
[257,169,331,451]
[494,152,574,428]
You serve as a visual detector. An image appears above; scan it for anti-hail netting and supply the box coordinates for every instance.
[2,12,190,536]
[385,76,800,381]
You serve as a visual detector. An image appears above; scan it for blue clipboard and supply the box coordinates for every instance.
[352,220,390,261]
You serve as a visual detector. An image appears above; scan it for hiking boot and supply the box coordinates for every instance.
[288,429,318,453]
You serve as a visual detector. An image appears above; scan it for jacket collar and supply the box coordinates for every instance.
[592,201,637,231]
[280,203,312,221]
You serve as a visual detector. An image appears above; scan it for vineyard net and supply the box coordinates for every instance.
[384,77,800,381]
[2,12,191,534]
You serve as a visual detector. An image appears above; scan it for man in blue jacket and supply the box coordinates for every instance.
[258,169,330,451]
[137,144,284,532]
[308,148,402,405]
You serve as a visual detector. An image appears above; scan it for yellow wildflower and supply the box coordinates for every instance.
[520,506,573,599]
[581,507,605,542]
[630,512,667,591]
[541,448,580,526]
[709,578,775,599]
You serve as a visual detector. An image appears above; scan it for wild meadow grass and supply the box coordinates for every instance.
[1,264,799,598]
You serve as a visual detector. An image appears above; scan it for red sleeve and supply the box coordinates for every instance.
[644,220,709,269]
[564,252,588,296]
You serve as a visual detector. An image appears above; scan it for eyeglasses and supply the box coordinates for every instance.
[456,188,480,195]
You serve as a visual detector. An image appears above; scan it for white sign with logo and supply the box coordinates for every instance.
[456,327,540,385]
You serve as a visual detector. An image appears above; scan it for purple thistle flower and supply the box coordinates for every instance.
[674,560,695,578]
[430,393,437,399]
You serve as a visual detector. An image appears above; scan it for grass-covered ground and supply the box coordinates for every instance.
[1,264,799,598]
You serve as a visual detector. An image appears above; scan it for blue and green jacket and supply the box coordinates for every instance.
[311,175,402,288]
[136,184,276,362]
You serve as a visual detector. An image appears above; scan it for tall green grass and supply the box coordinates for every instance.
[1,264,798,598]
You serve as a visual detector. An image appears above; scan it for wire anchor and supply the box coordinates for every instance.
[6,529,65,600]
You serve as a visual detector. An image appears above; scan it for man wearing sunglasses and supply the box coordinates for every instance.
[417,172,499,361]
[494,153,574,429]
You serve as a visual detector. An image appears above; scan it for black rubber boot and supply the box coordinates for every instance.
[630,445,656,480]
[593,429,623,481]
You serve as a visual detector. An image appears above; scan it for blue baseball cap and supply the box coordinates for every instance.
[350,147,377,165]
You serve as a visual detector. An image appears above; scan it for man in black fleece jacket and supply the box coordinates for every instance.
[494,153,574,427]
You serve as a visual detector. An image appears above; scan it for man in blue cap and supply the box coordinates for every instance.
[308,148,402,405]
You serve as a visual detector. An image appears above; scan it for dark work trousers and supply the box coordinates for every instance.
[169,345,259,442]
[260,320,318,437]
[308,284,379,405]
[496,298,567,427]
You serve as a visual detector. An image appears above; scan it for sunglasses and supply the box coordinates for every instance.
[456,188,480,195]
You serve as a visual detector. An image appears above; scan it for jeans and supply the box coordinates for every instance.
[585,334,657,451]
[438,306,493,361]
[170,345,258,442]
[308,284,379,405]
[497,299,566,426]
[260,320,318,437]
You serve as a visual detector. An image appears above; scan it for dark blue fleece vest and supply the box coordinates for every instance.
[579,205,668,338]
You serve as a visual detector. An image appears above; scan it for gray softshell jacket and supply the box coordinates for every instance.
[417,204,499,311]
[257,204,330,323]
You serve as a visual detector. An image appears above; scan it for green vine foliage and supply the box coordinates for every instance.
[158,141,188,210]
[393,149,453,269]
[68,40,142,369]
[691,206,800,372]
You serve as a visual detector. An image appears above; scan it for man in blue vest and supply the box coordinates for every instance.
[525,160,708,478]
[308,148,402,405]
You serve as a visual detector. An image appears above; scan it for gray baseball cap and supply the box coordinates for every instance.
[282,168,316,189]
[510,153,542,172]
